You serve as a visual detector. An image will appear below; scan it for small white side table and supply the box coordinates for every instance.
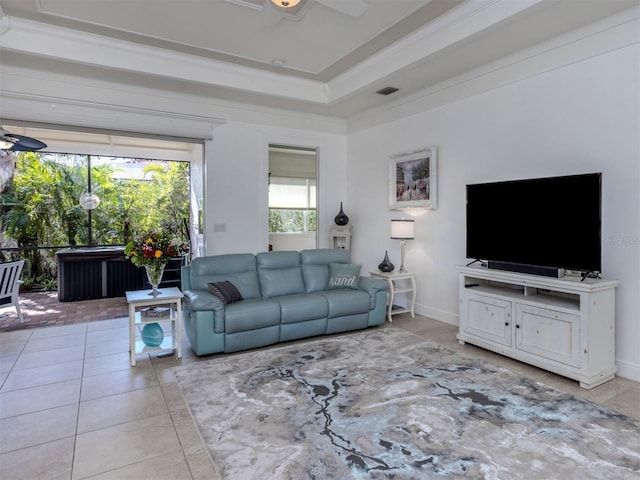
[329,225,352,250]
[369,271,416,322]
[126,287,183,367]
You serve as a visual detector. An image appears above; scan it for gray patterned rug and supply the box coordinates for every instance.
[173,328,640,479]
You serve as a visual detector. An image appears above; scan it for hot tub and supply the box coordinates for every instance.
[56,246,145,302]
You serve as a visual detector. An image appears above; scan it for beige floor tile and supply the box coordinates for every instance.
[12,345,85,371]
[1,359,83,392]
[23,332,87,354]
[184,444,220,480]
[602,384,640,420]
[0,403,78,454]
[72,413,181,479]
[82,351,132,377]
[575,376,640,404]
[0,329,32,344]
[0,340,26,357]
[85,450,194,480]
[0,436,75,480]
[30,323,88,339]
[0,354,17,374]
[86,326,130,345]
[162,383,206,451]
[80,363,159,402]
[77,385,168,433]
[87,316,129,332]
[83,337,130,359]
[0,379,81,419]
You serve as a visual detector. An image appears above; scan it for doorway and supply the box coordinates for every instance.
[268,144,318,251]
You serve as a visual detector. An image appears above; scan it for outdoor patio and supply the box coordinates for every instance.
[0,291,129,331]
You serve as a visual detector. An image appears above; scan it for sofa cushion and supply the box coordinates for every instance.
[207,281,243,304]
[224,298,281,334]
[300,249,351,293]
[326,262,361,290]
[275,293,328,324]
[320,289,371,318]
[190,254,261,299]
[257,251,306,298]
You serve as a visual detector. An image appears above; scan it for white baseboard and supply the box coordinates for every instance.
[615,359,640,383]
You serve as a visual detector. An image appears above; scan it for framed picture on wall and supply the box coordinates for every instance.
[388,147,437,210]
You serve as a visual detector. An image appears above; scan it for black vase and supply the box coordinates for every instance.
[334,202,349,226]
[378,251,394,272]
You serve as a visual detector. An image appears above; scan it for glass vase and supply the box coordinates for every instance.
[144,263,166,296]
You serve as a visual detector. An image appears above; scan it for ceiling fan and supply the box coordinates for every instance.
[0,128,47,151]
[263,0,368,26]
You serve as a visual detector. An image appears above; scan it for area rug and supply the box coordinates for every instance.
[174,328,640,479]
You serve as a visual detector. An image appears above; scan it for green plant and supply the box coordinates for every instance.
[39,277,57,291]
[2,152,191,282]
[19,274,36,292]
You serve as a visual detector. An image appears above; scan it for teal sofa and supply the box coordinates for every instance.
[181,249,388,356]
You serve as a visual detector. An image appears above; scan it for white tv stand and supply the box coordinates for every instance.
[457,265,619,389]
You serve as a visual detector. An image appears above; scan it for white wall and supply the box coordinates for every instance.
[269,233,317,251]
[204,122,347,254]
[347,43,640,381]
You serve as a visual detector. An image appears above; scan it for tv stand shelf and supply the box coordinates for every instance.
[457,265,619,389]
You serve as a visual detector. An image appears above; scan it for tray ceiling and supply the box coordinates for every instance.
[0,0,637,118]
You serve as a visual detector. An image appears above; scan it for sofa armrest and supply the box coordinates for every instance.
[183,289,224,312]
[359,276,388,295]
[358,276,388,310]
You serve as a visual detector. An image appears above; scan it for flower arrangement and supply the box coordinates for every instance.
[124,232,189,267]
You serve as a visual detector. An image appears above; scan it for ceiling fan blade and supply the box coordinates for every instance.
[315,0,367,17]
[4,134,47,151]
[261,0,284,26]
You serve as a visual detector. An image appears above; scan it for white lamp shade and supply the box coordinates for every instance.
[390,219,414,239]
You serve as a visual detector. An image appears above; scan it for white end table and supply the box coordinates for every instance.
[126,287,183,367]
[369,271,416,322]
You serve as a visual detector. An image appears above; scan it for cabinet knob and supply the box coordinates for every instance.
[505,322,509,326]
[516,324,520,329]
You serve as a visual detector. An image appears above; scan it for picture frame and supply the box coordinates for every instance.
[388,147,437,210]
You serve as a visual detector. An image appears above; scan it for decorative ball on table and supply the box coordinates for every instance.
[141,322,164,347]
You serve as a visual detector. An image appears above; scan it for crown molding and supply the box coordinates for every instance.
[328,0,545,103]
[347,4,640,132]
[0,17,328,104]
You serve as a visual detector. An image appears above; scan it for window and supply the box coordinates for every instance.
[268,176,316,233]
[0,150,191,281]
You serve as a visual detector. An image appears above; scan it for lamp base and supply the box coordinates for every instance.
[398,241,407,274]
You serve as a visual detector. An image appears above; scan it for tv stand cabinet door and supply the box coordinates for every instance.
[514,304,580,368]
[461,293,512,347]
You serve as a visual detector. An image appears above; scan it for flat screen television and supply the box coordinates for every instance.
[466,172,602,275]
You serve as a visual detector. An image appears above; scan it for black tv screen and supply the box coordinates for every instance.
[466,172,602,273]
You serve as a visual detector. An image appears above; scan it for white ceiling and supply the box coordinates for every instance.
[0,0,637,119]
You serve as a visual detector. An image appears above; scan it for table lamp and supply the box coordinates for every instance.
[390,219,414,273]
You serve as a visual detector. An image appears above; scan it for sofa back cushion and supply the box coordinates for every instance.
[256,251,305,298]
[189,254,261,300]
[300,249,351,293]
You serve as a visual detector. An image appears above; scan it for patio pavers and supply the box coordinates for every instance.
[0,292,129,331]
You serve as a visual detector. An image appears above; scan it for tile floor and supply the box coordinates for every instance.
[0,314,638,479]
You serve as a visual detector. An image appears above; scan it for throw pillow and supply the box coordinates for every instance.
[207,280,243,304]
[326,263,361,290]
